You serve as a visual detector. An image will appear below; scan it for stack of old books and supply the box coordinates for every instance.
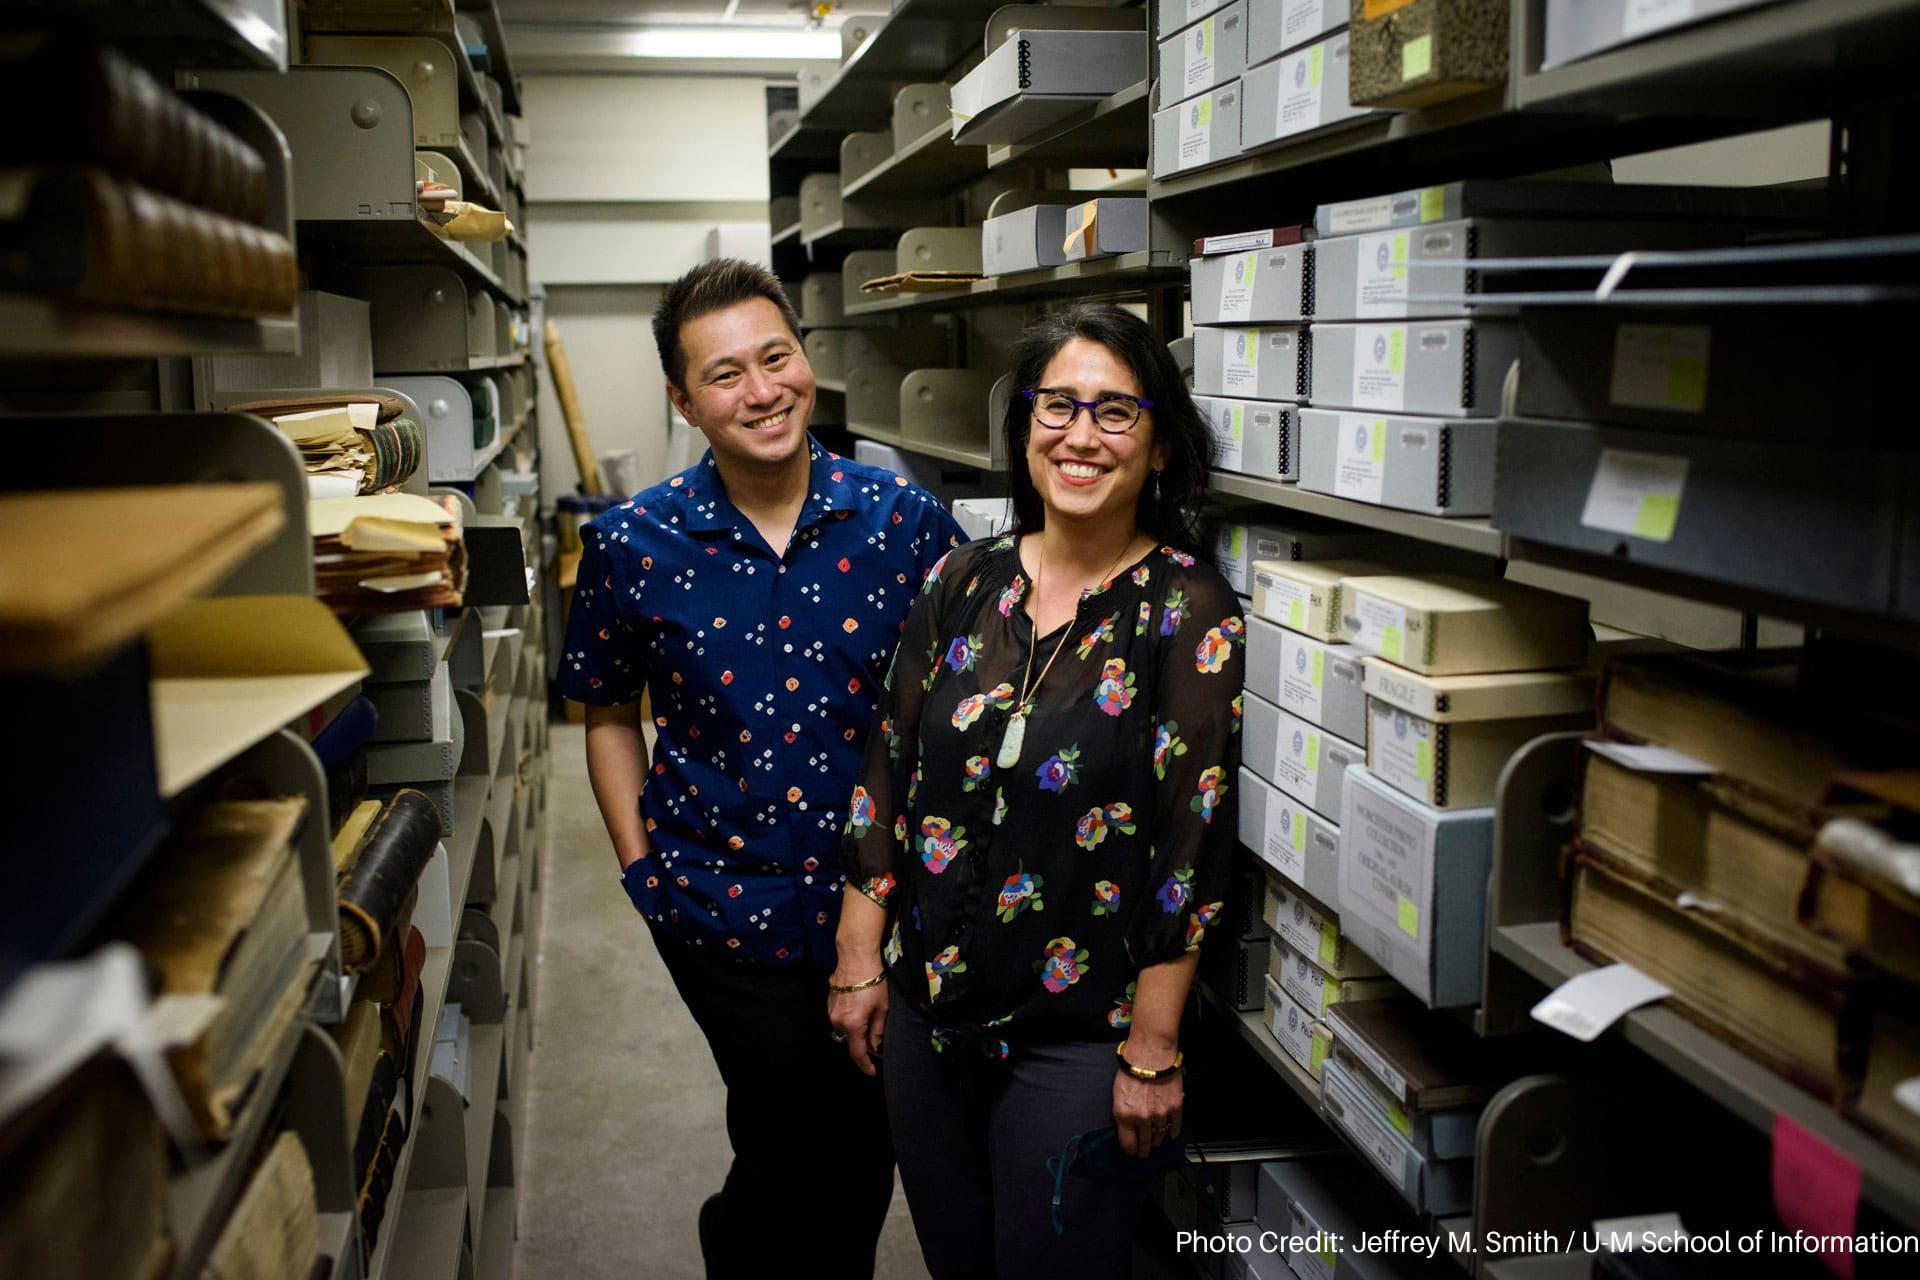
[309,493,467,615]
[1572,648,1920,1149]
[0,27,297,317]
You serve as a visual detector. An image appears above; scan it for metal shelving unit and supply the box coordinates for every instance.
[844,251,1185,316]
[796,0,1003,130]
[843,121,990,200]
[0,299,298,359]
[849,422,998,471]
[1210,473,1505,558]
[985,80,1152,172]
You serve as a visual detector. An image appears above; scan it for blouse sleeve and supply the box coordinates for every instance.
[841,543,966,908]
[1131,566,1246,966]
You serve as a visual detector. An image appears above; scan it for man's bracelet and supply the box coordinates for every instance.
[827,972,886,994]
[1116,1041,1183,1081]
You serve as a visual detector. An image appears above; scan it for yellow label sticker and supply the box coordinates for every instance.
[1308,46,1324,89]
[1402,34,1433,81]
[1667,355,1709,410]
[1419,186,1446,222]
[1397,894,1420,938]
[1230,526,1245,557]
[1304,733,1321,771]
[1323,976,1340,1010]
[1292,808,1307,852]
[1288,600,1306,630]
[1391,232,1408,280]
[1202,19,1215,57]
[1231,406,1244,442]
[1635,494,1681,541]
[1310,649,1325,686]
[1245,329,1259,368]
[1415,738,1433,781]
[1310,1032,1329,1075]
[1387,327,1406,373]
[1318,921,1339,966]
[1388,1102,1413,1137]
[1370,421,1386,462]
[1244,253,1258,287]
[1382,624,1403,663]
[1197,97,1214,126]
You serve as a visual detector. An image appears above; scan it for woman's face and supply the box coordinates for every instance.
[1024,338,1171,531]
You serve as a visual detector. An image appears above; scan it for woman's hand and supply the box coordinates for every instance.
[1112,1050,1184,1157]
[827,973,889,1077]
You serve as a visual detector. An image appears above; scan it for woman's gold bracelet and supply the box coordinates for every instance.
[827,972,886,994]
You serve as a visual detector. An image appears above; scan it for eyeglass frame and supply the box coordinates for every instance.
[1021,387,1155,436]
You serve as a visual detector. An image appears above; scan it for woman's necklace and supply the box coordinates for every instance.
[995,537,1139,770]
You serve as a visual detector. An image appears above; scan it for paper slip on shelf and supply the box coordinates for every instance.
[1338,765,1494,1009]
[1239,767,1343,907]
[148,594,369,797]
[310,492,468,615]
[1262,875,1382,982]
[858,272,984,293]
[1363,659,1595,810]
[1263,975,1335,1080]
[1339,573,1590,676]
[0,483,283,675]
[1246,614,1367,745]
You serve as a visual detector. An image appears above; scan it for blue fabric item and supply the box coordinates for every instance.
[558,439,963,969]
[1047,1125,1189,1235]
[311,694,378,769]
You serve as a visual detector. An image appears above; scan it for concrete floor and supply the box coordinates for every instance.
[511,727,931,1280]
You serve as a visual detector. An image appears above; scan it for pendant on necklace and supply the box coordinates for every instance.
[996,709,1028,769]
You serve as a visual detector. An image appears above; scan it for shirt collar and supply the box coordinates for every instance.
[679,437,856,537]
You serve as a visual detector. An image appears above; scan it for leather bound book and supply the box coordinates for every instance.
[0,26,269,223]
[355,885,417,1006]
[336,789,440,972]
[355,1105,407,1254]
[350,1053,400,1185]
[384,927,428,1064]
[201,1129,320,1280]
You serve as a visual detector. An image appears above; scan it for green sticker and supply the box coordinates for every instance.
[1369,422,1386,462]
[1243,253,1258,286]
[1391,232,1408,280]
[1230,526,1246,557]
[1419,186,1445,223]
[1245,330,1259,368]
[1402,34,1433,81]
[1197,97,1213,126]
[1319,1236,1338,1267]
[1635,494,1681,541]
[1318,921,1339,966]
[1387,328,1406,373]
[1308,46,1324,89]
[1382,624,1403,663]
[1310,649,1325,686]
[1310,1033,1329,1076]
[1397,894,1420,938]
[1388,1102,1413,1137]
[1415,738,1433,781]
[1202,19,1215,57]
[1230,406,1244,442]
[1288,600,1306,630]
[1323,976,1339,1010]
[1292,807,1307,852]
[1304,733,1321,771]
[1667,355,1708,410]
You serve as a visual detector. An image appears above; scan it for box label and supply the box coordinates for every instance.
[1334,415,1389,504]
[1178,95,1214,169]
[1355,232,1410,317]
[1267,879,1334,964]
[1323,1068,1409,1191]
[1370,702,1434,802]
[1401,33,1433,80]
[1270,986,1319,1071]
[1278,44,1326,137]
[1580,447,1690,544]
[1272,707,1324,812]
[1347,591,1408,663]
[1611,323,1710,414]
[1222,327,1260,395]
[1288,1204,1337,1280]
[1419,186,1447,222]
[1211,403,1246,471]
[1218,250,1260,321]
[1340,773,1438,1002]
[1335,1023,1409,1103]
[1184,18,1218,97]
[1280,943,1333,1016]
[1255,569,1312,633]
[1202,229,1277,254]
[1327,195,1394,234]
[1366,661,1437,718]
[1261,791,1310,883]
[1278,630,1328,725]
[1623,0,1697,38]
[1348,324,1408,411]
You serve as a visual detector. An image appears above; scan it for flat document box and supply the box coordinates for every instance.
[1263,875,1383,980]
[982,205,1074,276]
[1158,0,1233,37]
[1308,320,1519,417]
[1246,614,1366,744]
[1495,418,1909,613]
[0,483,283,675]
[1244,692,1366,822]
[1312,178,1824,237]
[1207,933,1271,1011]
[352,610,436,684]
[949,30,1145,144]
[1060,198,1148,261]
[1251,558,1396,643]
[1214,517,1392,596]
[1193,324,1309,400]
[1319,1059,1473,1214]
[1239,766,1343,906]
[1264,976,1334,1079]
[1151,80,1242,178]
[1190,243,1311,324]
[1542,0,1775,69]
[1158,1,1248,105]
[1338,573,1590,675]
[1267,933,1399,1019]
[1325,992,1500,1116]
[1195,395,1298,482]
[1240,31,1388,153]
[366,661,452,745]
[1298,410,1495,517]
[1338,765,1494,1007]
[1247,0,1346,66]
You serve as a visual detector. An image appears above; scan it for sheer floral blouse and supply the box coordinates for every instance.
[842,535,1246,1056]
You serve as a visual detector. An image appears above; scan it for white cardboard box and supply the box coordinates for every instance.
[1196,394,1299,482]
[1246,614,1367,745]
[1244,692,1366,821]
[1238,766,1342,906]
[1297,409,1497,516]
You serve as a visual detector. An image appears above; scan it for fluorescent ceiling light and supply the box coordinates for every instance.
[609,25,840,59]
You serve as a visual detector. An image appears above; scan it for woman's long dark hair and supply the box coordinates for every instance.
[1002,304,1214,556]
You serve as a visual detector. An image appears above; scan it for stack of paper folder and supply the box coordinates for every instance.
[310,493,467,615]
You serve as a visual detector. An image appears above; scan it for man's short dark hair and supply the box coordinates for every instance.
[652,258,804,391]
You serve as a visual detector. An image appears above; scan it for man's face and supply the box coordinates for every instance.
[668,297,814,470]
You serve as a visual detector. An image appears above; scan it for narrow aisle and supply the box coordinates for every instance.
[514,723,930,1280]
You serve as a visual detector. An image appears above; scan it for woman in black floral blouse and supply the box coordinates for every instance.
[829,305,1245,1278]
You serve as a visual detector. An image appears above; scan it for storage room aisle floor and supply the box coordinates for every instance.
[510,724,931,1280]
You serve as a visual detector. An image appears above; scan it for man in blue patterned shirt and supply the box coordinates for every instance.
[557,259,962,1277]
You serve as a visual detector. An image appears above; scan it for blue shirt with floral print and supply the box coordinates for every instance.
[558,439,964,968]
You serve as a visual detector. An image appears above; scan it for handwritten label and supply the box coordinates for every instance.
[1623,0,1698,38]
[1580,447,1690,543]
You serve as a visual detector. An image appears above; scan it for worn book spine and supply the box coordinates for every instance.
[201,1130,320,1280]
[337,790,441,971]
